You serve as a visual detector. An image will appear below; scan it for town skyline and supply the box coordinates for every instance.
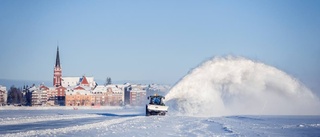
[0,47,168,107]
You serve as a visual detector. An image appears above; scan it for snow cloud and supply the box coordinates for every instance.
[165,56,320,116]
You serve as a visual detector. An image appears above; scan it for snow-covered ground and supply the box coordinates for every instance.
[0,107,319,137]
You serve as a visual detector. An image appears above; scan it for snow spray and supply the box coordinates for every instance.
[165,56,320,116]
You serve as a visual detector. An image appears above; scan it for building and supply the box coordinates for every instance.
[104,85,123,106]
[80,84,124,106]
[0,85,7,106]
[91,91,103,106]
[51,46,66,106]
[65,86,91,106]
[53,46,62,87]
[50,46,125,107]
[39,85,56,106]
[30,86,48,106]
[56,86,66,106]
[64,76,98,106]
[130,87,146,106]
[31,90,47,106]
[46,87,57,106]
[124,83,132,105]
[65,84,125,107]
[61,76,97,106]
[65,77,93,106]
[124,84,147,106]
[61,76,96,89]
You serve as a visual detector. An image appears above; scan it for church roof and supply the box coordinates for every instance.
[39,85,49,91]
[80,76,89,85]
[74,86,85,90]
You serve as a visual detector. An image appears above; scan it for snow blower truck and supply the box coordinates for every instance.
[146,94,168,116]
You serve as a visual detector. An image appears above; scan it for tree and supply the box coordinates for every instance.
[106,77,112,85]
[22,85,32,106]
[7,86,23,105]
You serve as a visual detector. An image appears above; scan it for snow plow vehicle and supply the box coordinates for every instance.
[146,94,168,116]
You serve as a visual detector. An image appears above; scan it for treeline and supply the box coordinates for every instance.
[6,85,32,106]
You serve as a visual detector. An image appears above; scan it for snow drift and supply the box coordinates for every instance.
[165,56,320,116]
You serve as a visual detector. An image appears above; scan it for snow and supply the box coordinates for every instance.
[165,56,320,116]
[0,107,320,137]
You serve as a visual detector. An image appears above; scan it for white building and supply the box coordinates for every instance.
[28,85,52,106]
[31,90,47,106]
[61,76,96,88]
[0,85,7,106]
[93,84,124,106]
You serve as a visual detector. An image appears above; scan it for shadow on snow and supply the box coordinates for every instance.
[92,113,144,117]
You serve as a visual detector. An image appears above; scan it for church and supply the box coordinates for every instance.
[53,47,97,89]
[52,46,97,106]
[52,46,125,107]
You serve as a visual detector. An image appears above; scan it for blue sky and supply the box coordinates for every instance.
[0,0,319,92]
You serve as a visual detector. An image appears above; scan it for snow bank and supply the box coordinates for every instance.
[165,56,320,116]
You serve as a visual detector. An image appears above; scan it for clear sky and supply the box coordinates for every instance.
[0,0,319,92]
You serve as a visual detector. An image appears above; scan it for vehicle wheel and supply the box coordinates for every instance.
[146,105,150,116]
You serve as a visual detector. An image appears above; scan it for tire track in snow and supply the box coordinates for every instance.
[0,114,102,126]
[2,116,138,137]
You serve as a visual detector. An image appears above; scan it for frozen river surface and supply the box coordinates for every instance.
[0,107,320,137]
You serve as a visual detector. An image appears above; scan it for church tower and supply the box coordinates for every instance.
[53,46,62,87]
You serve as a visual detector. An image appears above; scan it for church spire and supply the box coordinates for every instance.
[53,45,62,87]
[55,46,60,68]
